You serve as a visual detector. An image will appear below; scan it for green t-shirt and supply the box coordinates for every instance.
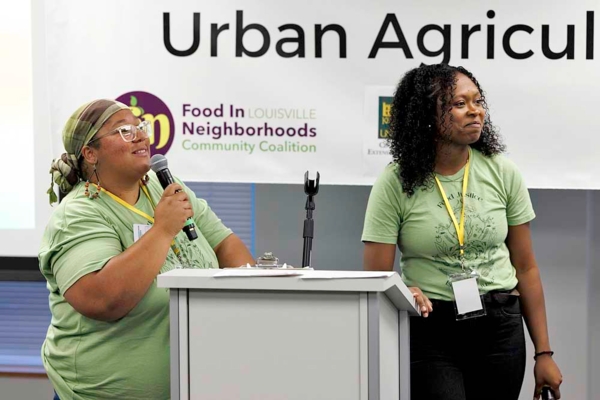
[362,149,535,301]
[38,171,232,400]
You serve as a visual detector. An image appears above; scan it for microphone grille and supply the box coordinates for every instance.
[150,154,168,172]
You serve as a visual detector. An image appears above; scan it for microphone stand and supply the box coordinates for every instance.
[302,171,320,268]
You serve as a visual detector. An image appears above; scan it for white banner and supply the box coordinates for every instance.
[45,0,600,188]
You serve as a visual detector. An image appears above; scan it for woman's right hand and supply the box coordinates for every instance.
[409,287,433,317]
[153,183,194,238]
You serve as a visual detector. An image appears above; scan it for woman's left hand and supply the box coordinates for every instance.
[533,355,562,399]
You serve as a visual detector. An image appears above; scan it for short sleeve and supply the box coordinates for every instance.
[361,164,404,244]
[502,157,536,226]
[177,180,233,249]
[38,203,122,294]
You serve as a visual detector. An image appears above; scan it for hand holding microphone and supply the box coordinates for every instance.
[153,183,194,239]
[151,155,199,241]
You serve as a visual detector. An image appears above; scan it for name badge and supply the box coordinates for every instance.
[449,272,486,320]
[133,224,152,242]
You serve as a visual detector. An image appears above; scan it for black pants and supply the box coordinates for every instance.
[410,292,526,400]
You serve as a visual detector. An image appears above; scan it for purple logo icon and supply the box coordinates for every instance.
[116,91,175,156]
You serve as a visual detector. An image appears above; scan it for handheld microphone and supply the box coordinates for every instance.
[150,154,198,241]
[541,387,556,400]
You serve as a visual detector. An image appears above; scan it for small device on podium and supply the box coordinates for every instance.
[255,252,281,268]
[238,251,311,270]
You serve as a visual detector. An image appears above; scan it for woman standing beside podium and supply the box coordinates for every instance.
[362,64,562,400]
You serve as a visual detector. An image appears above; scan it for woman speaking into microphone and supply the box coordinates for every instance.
[40,99,254,399]
[362,64,562,400]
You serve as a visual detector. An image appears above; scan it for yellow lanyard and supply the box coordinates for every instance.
[434,149,471,269]
[92,182,185,262]
[99,183,156,223]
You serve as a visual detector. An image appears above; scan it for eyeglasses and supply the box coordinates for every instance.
[88,120,152,144]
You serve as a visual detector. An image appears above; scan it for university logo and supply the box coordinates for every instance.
[378,96,393,139]
[116,91,175,156]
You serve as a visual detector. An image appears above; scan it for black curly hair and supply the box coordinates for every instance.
[388,64,505,196]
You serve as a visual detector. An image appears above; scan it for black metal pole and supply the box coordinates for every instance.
[302,204,314,268]
[301,171,319,268]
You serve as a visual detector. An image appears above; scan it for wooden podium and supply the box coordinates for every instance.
[157,269,419,400]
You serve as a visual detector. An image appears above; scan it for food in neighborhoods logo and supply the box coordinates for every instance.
[117,91,319,155]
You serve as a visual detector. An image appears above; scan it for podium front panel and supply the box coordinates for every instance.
[186,290,363,400]
[163,270,415,400]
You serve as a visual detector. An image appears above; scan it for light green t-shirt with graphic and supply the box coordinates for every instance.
[38,171,232,400]
[362,149,535,301]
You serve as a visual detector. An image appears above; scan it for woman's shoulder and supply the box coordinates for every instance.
[41,185,108,249]
[49,184,108,225]
[377,162,402,184]
[371,162,413,203]
[473,149,522,175]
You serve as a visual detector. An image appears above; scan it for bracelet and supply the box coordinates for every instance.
[534,350,554,360]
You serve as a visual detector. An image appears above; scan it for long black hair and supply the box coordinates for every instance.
[388,64,504,196]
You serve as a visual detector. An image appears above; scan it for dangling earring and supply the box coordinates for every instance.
[142,174,150,185]
[85,163,101,199]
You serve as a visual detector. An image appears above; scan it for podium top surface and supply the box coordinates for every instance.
[158,269,419,314]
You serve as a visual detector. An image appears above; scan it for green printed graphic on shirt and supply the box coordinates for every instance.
[431,190,503,288]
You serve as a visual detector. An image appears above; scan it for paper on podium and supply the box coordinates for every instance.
[214,269,306,278]
[300,271,395,279]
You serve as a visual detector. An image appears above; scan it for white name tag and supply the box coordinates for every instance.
[451,277,483,315]
[133,224,152,242]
